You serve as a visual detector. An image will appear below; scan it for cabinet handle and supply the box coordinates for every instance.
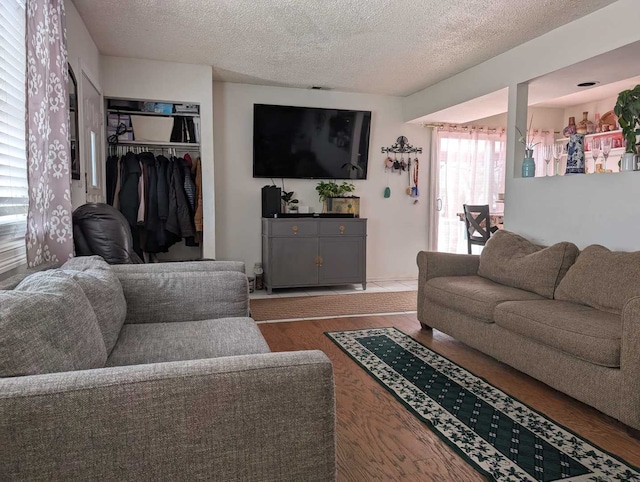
[292,225,298,235]
[317,256,323,267]
[339,225,345,234]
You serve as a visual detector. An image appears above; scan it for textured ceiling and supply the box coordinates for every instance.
[72,0,616,96]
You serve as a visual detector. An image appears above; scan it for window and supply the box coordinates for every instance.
[0,0,27,274]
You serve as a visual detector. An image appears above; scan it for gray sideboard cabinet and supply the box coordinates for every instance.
[262,217,367,294]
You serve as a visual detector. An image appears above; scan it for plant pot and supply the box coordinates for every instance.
[620,152,638,172]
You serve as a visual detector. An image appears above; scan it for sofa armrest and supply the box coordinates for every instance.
[621,296,640,429]
[417,251,479,282]
[417,252,480,324]
[116,270,249,323]
[0,351,336,482]
[111,260,246,274]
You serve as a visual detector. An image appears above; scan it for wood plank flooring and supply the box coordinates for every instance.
[258,313,640,482]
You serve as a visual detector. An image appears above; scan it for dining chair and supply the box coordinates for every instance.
[462,204,495,255]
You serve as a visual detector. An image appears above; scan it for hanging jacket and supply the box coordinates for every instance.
[182,158,196,211]
[166,157,195,239]
[118,152,141,229]
[105,156,119,205]
[194,157,203,234]
[113,157,123,210]
[156,155,170,222]
[139,152,165,253]
[117,151,142,257]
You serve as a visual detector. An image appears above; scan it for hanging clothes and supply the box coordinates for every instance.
[139,152,163,253]
[108,150,200,257]
[194,156,203,235]
[182,158,196,211]
[137,160,146,224]
[106,155,119,205]
[118,151,142,256]
[113,157,123,209]
[166,157,195,239]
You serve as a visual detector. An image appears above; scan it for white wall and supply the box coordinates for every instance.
[213,82,429,280]
[66,1,101,208]
[468,107,565,130]
[100,56,216,258]
[404,0,640,251]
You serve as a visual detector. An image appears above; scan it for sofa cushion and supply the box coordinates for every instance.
[61,256,127,354]
[0,272,107,376]
[425,275,544,322]
[478,230,579,299]
[494,300,621,367]
[555,245,640,315]
[106,317,270,367]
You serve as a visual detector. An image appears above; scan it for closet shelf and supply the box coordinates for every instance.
[107,109,200,118]
[115,140,200,148]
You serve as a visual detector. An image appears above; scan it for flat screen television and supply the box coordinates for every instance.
[253,104,371,179]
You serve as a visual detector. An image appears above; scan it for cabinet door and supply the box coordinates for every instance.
[318,237,365,285]
[270,237,319,287]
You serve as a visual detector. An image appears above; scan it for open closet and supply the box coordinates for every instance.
[104,97,203,262]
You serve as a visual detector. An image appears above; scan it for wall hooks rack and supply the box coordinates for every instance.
[381,136,423,156]
[382,136,422,174]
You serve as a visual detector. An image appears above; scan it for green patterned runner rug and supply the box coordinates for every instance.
[326,327,639,482]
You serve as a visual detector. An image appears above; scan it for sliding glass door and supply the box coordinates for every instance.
[432,128,506,254]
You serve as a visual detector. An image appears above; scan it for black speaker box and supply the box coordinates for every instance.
[261,185,281,218]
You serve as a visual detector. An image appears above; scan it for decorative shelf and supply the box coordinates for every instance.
[560,146,625,156]
[556,128,622,143]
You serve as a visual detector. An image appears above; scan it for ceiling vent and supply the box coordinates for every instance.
[311,86,330,90]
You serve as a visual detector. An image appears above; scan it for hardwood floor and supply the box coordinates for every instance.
[258,313,640,481]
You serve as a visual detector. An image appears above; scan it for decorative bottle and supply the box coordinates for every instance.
[565,134,586,174]
[576,112,593,135]
[594,113,601,133]
[522,149,536,178]
[562,117,577,137]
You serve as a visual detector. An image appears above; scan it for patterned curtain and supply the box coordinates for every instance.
[25,0,73,267]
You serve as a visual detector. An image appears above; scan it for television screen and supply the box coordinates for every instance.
[253,104,371,179]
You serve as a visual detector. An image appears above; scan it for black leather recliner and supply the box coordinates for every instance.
[73,203,143,264]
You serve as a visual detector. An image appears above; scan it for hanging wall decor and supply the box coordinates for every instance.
[381,136,422,199]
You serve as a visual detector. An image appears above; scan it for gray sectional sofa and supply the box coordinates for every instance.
[0,257,336,481]
[417,230,640,432]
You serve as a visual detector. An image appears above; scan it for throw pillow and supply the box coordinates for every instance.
[61,256,127,354]
[478,230,579,299]
[555,245,640,314]
[0,272,107,377]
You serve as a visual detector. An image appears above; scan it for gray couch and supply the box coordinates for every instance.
[0,257,336,481]
[417,230,640,432]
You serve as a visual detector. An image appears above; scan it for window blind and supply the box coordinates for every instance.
[0,0,27,274]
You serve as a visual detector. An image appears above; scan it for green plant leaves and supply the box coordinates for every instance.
[615,84,640,153]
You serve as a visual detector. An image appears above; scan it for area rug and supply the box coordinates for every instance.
[326,327,639,482]
[250,291,416,321]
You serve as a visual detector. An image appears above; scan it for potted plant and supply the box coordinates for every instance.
[614,84,640,171]
[281,190,299,213]
[315,181,357,214]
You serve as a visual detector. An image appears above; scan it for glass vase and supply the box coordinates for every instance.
[522,149,535,178]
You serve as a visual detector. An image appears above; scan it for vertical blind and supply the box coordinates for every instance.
[0,0,27,274]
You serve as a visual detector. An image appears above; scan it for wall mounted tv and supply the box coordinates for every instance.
[253,104,372,179]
